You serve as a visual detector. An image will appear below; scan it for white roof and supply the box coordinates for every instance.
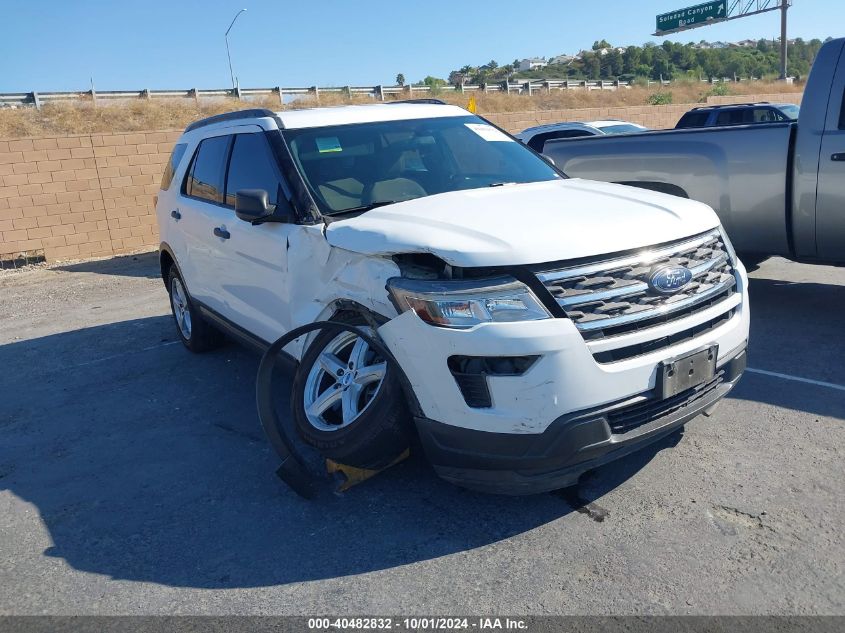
[586,120,647,129]
[276,103,469,130]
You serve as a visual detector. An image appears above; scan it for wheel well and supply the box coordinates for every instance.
[159,250,175,286]
[614,181,690,199]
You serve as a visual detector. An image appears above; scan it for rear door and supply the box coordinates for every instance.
[816,45,845,261]
[178,133,232,311]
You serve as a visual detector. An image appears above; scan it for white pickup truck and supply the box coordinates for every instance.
[156,101,749,494]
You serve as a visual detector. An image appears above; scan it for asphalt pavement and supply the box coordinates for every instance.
[0,254,842,615]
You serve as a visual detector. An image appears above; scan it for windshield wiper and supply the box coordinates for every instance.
[488,182,517,187]
[328,200,406,216]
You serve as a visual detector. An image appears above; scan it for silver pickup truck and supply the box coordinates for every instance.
[543,37,845,266]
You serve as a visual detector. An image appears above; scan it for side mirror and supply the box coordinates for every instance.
[235,188,295,224]
[235,189,274,223]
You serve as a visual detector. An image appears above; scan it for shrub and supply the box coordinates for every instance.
[709,83,732,96]
[647,92,673,105]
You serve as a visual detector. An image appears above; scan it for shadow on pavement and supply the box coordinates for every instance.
[0,316,672,589]
[54,251,160,279]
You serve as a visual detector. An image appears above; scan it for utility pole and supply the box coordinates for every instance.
[779,1,789,80]
[225,9,247,91]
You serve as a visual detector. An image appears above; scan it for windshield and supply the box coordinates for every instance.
[599,123,647,135]
[281,115,561,215]
[778,104,800,120]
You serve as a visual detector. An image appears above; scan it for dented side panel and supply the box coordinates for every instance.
[280,225,401,359]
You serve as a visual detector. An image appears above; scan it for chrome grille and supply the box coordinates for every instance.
[536,229,736,339]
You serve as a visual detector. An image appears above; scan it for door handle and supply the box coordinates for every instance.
[832,153,845,161]
[213,227,230,240]
[170,209,181,220]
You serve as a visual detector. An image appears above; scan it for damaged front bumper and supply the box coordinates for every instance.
[415,349,746,495]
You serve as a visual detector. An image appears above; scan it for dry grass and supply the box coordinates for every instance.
[0,80,803,139]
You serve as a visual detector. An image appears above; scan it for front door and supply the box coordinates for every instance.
[212,129,296,343]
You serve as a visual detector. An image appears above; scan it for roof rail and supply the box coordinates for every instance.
[184,108,277,133]
[386,98,446,105]
[691,101,771,110]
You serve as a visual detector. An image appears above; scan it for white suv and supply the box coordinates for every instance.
[156,102,749,495]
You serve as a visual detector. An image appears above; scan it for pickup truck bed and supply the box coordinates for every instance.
[544,122,795,257]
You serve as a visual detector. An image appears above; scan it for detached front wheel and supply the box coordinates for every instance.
[292,317,410,469]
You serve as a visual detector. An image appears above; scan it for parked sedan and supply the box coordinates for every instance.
[517,120,649,152]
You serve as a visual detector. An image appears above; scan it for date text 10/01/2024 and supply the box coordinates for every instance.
[307,617,528,630]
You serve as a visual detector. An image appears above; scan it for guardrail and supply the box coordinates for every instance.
[0,77,763,108]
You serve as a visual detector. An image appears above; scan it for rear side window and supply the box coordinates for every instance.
[752,108,779,123]
[715,109,746,126]
[185,136,230,204]
[161,143,187,190]
[225,133,285,207]
[676,111,709,128]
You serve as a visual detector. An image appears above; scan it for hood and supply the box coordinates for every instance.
[325,179,720,267]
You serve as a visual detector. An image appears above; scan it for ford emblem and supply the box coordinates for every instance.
[648,265,693,295]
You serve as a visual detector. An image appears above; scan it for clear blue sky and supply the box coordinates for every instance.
[0,0,840,91]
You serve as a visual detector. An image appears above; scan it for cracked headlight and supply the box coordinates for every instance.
[387,276,552,329]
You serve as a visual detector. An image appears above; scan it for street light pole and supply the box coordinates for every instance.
[225,8,247,91]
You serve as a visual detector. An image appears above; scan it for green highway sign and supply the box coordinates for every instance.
[656,0,727,33]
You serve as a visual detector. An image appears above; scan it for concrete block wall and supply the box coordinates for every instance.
[704,92,803,105]
[0,131,180,262]
[0,92,803,263]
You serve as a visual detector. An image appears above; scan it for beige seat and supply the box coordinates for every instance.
[318,178,364,210]
[368,178,426,204]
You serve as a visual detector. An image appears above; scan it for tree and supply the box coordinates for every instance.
[395,73,405,86]
[422,76,446,88]
[623,46,642,74]
[592,39,611,50]
[606,49,623,77]
[448,70,465,86]
[586,54,601,79]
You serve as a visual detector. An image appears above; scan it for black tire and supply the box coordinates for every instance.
[291,314,411,469]
[167,267,224,353]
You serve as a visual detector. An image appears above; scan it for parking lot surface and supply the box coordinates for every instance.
[0,254,843,615]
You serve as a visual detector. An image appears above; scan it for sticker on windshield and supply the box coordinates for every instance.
[316,136,343,153]
[464,123,513,142]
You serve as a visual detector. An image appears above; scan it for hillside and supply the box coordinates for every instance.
[444,37,828,86]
